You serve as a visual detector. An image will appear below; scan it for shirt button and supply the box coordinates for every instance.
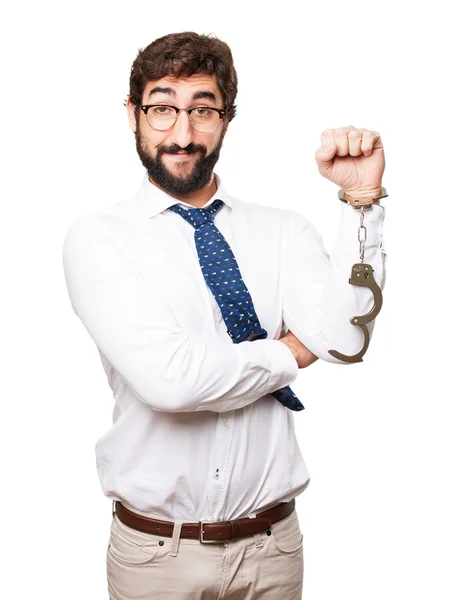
[223,419,230,428]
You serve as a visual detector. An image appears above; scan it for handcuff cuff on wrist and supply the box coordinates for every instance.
[327,186,388,363]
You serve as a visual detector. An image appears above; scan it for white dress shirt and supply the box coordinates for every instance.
[62,172,387,521]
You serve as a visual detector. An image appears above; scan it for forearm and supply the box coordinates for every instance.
[281,202,386,363]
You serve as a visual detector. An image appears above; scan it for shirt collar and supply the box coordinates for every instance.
[135,172,234,219]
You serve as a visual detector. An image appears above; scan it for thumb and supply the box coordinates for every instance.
[315,140,336,172]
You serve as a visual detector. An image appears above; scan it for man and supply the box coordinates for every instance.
[62,31,387,599]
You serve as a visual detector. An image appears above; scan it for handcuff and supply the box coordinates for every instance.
[327,186,388,363]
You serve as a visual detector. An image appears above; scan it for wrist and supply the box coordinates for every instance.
[339,185,388,208]
[343,186,382,202]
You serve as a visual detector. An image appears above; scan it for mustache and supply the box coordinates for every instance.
[159,143,207,156]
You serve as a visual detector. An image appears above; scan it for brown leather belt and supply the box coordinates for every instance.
[114,499,295,544]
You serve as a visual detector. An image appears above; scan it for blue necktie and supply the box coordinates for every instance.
[168,199,304,412]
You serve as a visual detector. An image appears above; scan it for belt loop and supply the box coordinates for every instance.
[169,521,184,557]
[112,500,116,518]
[248,512,263,548]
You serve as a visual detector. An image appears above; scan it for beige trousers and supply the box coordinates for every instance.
[106,506,304,599]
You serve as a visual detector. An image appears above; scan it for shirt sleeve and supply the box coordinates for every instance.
[281,202,387,363]
[62,215,299,413]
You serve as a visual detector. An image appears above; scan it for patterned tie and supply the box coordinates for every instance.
[168,199,304,411]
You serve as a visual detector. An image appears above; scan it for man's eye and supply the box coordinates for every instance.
[154,106,170,114]
[195,107,212,116]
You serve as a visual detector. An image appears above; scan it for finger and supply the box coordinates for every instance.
[361,130,381,156]
[334,127,349,156]
[320,128,335,149]
[348,129,363,156]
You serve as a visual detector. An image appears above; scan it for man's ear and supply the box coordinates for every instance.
[126,96,137,133]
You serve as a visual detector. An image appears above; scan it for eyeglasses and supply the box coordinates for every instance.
[140,104,226,133]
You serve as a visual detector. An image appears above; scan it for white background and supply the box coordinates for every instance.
[2,0,448,598]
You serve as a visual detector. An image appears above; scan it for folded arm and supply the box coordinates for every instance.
[62,216,300,413]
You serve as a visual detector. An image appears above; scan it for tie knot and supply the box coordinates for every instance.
[168,199,224,229]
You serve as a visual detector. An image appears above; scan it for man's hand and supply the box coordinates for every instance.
[279,330,319,369]
[314,125,385,202]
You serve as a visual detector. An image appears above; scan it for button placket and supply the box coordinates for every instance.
[206,411,234,518]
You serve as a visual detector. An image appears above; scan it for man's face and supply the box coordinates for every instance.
[127,73,228,197]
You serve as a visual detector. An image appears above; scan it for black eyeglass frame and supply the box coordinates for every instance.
[139,104,227,130]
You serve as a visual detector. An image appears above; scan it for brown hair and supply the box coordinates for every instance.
[128,31,238,123]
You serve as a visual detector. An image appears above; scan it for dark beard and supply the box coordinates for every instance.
[134,121,226,197]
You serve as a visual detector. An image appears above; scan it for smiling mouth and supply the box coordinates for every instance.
[166,152,196,160]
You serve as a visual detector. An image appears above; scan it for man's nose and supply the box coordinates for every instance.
[169,109,195,148]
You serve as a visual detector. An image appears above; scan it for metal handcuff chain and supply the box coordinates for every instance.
[328,187,387,363]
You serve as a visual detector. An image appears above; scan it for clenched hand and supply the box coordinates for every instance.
[279,330,319,369]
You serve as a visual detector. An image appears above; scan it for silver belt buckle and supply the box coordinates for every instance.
[199,520,228,544]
